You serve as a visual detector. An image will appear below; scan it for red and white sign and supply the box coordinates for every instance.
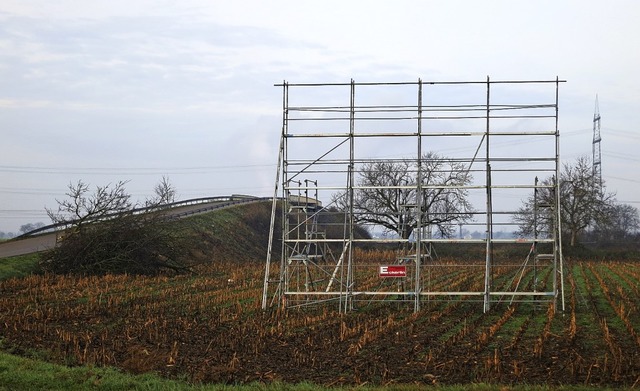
[379,265,407,278]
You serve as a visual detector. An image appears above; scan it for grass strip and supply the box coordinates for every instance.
[0,351,621,391]
[0,253,40,281]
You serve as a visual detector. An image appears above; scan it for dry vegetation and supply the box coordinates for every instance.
[1,256,639,387]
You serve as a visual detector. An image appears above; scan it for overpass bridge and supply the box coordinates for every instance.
[0,195,274,258]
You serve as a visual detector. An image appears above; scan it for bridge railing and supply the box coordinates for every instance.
[15,195,268,238]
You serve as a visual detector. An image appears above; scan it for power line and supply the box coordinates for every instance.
[0,188,66,195]
[607,175,640,184]
[562,128,591,137]
[603,127,640,141]
[602,151,640,162]
[0,210,47,214]
[0,163,275,175]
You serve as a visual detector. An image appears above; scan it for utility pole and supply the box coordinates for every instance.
[592,95,602,194]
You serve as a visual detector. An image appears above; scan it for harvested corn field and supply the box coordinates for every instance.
[0,259,639,387]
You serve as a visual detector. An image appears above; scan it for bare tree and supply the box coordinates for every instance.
[592,203,640,241]
[151,175,177,206]
[19,222,45,234]
[41,180,191,275]
[46,180,132,230]
[514,156,616,246]
[334,152,474,239]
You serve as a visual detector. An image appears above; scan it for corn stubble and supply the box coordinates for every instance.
[0,257,639,387]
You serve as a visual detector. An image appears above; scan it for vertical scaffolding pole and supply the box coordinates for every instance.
[533,176,539,294]
[261,133,284,310]
[262,82,289,310]
[555,77,566,312]
[414,78,423,312]
[484,77,493,313]
[344,79,356,313]
[280,83,290,308]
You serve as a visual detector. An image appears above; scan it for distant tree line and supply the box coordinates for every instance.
[0,222,47,239]
[19,222,46,234]
[514,156,640,248]
[0,231,16,239]
[331,153,638,252]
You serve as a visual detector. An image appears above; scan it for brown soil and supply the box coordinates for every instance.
[0,260,639,387]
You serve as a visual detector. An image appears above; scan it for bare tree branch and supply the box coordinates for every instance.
[333,152,474,239]
[149,175,177,206]
[513,156,622,246]
[41,180,191,276]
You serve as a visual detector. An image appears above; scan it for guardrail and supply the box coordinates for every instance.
[167,196,272,219]
[16,195,269,238]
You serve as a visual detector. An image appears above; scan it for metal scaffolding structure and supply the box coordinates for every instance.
[262,78,565,313]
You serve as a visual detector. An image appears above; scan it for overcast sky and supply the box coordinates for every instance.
[1,0,639,233]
